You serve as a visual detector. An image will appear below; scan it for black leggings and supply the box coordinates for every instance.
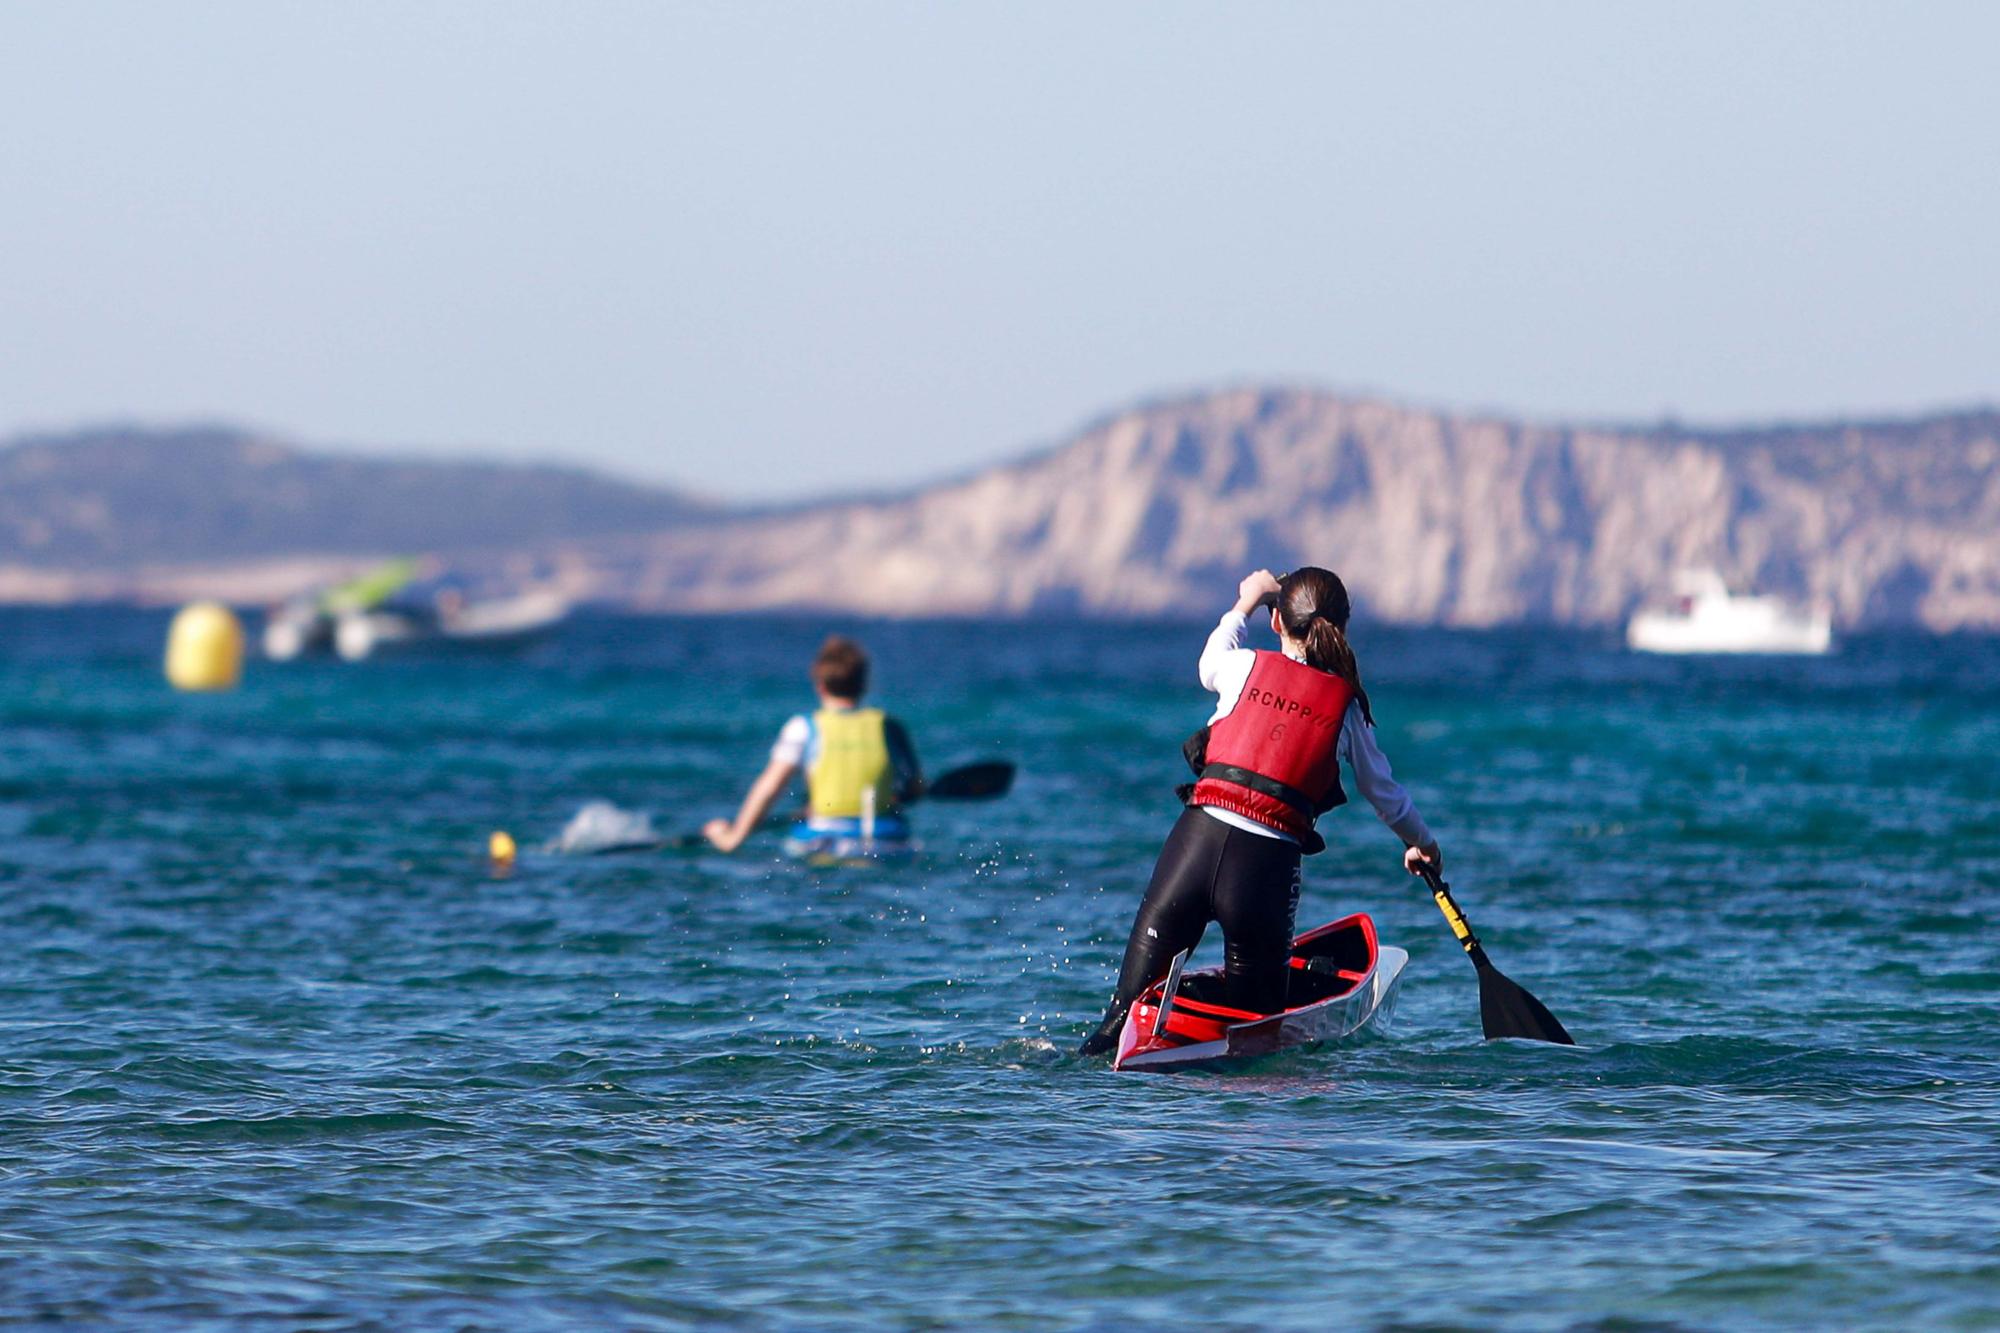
[1080,806,1301,1054]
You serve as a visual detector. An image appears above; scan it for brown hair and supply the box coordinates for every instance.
[1275,567,1372,724]
[811,635,870,700]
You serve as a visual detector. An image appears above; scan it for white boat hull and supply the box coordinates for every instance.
[1115,945,1407,1072]
[1627,609,1832,655]
[333,591,570,661]
[334,609,430,661]
[1627,570,1832,655]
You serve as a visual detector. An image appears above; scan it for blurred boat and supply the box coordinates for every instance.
[263,559,422,661]
[334,589,570,661]
[1626,570,1832,656]
[262,596,333,661]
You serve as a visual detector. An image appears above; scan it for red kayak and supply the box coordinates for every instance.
[1113,913,1409,1072]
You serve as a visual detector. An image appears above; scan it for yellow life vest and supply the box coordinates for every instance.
[807,707,896,820]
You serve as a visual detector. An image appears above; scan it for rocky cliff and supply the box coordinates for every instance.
[7,393,1999,627]
[566,389,2000,629]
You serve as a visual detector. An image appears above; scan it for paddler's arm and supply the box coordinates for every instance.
[1198,609,1248,690]
[1198,570,1279,691]
[703,757,799,853]
[1339,702,1443,876]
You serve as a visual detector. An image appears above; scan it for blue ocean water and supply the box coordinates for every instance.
[2,608,1997,1330]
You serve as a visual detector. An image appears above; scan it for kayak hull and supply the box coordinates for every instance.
[780,834,917,864]
[782,816,914,864]
[1113,913,1407,1072]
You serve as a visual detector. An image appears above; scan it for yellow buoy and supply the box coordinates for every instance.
[164,601,245,692]
[489,830,518,865]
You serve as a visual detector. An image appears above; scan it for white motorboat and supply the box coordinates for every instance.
[1626,570,1832,656]
[334,589,570,661]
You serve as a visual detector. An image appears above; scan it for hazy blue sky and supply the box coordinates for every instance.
[2,3,1995,499]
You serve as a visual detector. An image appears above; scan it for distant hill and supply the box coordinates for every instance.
[556,389,2000,630]
[0,425,708,567]
[7,395,2000,629]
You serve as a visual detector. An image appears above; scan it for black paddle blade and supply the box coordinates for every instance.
[1420,865,1575,1045]
[926,761,1016,801]
[1474,960,1575,1045]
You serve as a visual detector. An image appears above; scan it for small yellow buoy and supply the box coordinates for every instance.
[489,830,518,866]
[164,601,245,692]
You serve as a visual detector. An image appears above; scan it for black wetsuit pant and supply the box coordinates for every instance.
[1079,806,1301,1055]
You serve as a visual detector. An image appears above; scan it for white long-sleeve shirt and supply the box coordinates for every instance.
[1193,609,1433,849]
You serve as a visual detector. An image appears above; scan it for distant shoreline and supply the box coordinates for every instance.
[8,389,2000,630]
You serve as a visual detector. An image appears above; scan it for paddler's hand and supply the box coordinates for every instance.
[703,818,746,853]
[1404,843,1442,878]
[1234,569,1282,616]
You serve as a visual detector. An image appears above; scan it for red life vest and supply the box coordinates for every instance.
[1189,650,1354,842]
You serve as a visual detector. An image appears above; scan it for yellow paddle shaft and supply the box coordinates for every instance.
[1429,880,1484,957]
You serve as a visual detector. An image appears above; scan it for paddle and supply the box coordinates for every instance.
[920,760,1016,801]
[1152,948,1192,1037]
[1417,863,1575,1045]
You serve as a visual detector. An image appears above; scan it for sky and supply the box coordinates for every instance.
[1,3,1995,500]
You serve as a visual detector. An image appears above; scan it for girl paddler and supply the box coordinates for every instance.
[1078,567,1441,1056]
[704,635,923,853]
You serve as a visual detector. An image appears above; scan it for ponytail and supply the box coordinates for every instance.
[1279,566,1374,725]
[1301,617,1345,675]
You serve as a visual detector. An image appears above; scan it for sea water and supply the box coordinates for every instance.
[2,609,1996,1330]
